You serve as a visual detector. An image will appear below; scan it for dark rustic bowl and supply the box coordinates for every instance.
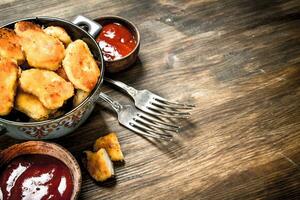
[94,15,140,73]
[0,141,81,200]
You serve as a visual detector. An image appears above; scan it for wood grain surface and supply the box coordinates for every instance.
[1,0,300,199]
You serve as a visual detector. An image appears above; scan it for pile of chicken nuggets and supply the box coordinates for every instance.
[0,21,100,120]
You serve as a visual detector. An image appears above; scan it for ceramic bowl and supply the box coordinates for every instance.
[94,15,141,73]
[0,141,81,200]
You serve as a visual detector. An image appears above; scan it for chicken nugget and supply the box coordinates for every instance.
[93,133,124,162]
[0,28,25,64]
[15,21,65,71]
[15,91,53,121]
[44,26,72,46]
[19,69,74,109]
[73,89,90,107]
[0,57,19,115]
[63,40,100,92]
[85,149,114,182]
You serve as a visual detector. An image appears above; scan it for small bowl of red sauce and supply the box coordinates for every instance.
[0,141,81,200]
[94,15,140,73]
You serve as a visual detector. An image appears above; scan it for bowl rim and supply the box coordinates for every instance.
[0,16,105,126]
[93,15,141,62]
[0,141,82,200]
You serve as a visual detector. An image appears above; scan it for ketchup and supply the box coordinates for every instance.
[96,23,136,61]
[0,154,73,200]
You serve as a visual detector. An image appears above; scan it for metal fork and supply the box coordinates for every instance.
[98,92,180,141]
[104,78,195,118]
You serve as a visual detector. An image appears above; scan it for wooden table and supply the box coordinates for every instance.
[1,0,300,199]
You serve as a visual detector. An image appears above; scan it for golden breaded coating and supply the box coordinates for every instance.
[93,133,124,162]
[19,69,74,109]
[0,28,25,64]
[0,58,19,115]
[56,66,69,81]
[15,91,53,121]
[15,21,65,71]
[44,26,72,46]
[73,89,89,107]
[85,149,114,182]
[63,40,100,92]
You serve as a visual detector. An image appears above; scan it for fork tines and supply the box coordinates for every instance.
[153,97,195,109]
[129,112,181,141]
[143,96,195,119]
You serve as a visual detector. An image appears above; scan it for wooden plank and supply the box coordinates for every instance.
[1,0,300,199]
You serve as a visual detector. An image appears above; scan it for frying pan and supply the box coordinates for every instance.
[0,15,106,140]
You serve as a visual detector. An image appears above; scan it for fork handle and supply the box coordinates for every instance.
[98,92,122,112]
[104,78,138,97]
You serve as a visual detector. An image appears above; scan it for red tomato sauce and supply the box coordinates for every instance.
[96,23,136,61]
[0,154,73,200]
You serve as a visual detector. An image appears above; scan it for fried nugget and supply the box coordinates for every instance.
[93,133,124,162]
[73,89,89,107]
[63,40,100,92]
[0,58,19,115]
[0,28,25,64]
[19,69,74,109]
[85,149,114,182]
[44,26,72,46]
[15,21,65,71]
[15,91,53,121]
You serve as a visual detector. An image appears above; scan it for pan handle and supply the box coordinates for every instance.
[72,15,102,38]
